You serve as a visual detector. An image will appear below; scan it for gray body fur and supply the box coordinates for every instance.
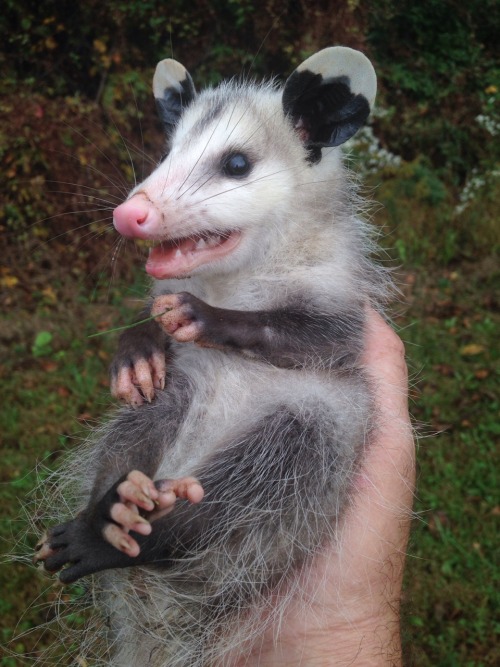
[38,49,390,666]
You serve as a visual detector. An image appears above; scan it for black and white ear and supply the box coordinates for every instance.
[283,47,376,159]
[153,59,196,133]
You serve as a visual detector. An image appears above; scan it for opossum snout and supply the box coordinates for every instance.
[113,196,162,240]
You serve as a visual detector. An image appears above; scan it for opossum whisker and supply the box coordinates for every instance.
[128,81,148,183]
[105,235,128,295]
[176,109,230,200]
[47,148,130,197]
[44,179,125,203]
[224,103,253,145]
[62,120,131,193]
[160,151,173,198]
[224,100,240,133]
[80,111,155,170]
[108,111,138,188]
[192,167,300,205]
[241,12,284,80]
[46,190,123,208]
[31,213,113,249]
[183,165,221,197]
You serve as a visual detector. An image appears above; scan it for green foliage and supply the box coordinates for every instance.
[399,266,500,666]
[367,0,500,184]
[31,331,53,357]
[368,157,499,265]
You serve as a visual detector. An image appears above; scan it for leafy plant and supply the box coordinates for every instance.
[31,331,53,357]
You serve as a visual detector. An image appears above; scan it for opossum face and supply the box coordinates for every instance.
[113,47,376,279]
[115,89,303,279]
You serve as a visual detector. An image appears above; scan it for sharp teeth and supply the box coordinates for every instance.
[195,238,207,250]
[207,235,221,247]
[174,249,182,259]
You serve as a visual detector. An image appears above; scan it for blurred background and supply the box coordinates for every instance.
[1,1,498,665]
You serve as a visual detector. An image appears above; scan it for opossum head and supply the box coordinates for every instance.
[113,47,376,279]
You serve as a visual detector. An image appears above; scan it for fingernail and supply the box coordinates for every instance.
[119,538,131,552]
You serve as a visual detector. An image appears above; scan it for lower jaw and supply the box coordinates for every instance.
[145,232,242,279]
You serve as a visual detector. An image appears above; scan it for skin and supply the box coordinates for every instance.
[232,310,415,666]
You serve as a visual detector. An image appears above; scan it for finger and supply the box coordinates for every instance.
[102,523,141,557]
[132,357,155,402]
[171,321,201,342]
[109,502,152,535]
[362,310,408,408]
[111,365,144,406]
[156,477,205,503]
[150,350,166,390]
[117,472,158,510]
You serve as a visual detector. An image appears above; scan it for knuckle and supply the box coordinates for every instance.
[127,469,149,485]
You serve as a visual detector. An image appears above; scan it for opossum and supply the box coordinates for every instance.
[34,46,390,666]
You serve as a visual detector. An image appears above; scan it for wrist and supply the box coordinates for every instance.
[326,607,402,666]
[239,592,403,667]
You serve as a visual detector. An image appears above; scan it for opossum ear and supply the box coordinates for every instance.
[283,47,376,159]
[153,59,196,133]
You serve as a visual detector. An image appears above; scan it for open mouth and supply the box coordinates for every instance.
[145,230,241,279]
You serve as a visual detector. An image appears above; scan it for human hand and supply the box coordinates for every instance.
[240,310,415,666]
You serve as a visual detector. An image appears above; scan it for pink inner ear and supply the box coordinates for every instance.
[294,117,310,143]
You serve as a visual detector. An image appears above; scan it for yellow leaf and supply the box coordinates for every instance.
[93,39,107,54]
[42,286,57,303]
[460,344,485,356]
[0,275,19,288]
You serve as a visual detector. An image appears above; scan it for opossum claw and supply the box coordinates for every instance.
[33,531,55,563]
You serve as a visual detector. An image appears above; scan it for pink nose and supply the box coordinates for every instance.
[113,197,161,239]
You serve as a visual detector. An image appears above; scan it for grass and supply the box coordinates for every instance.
[398,264,499,666]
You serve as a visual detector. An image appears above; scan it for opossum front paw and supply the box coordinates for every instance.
[152,293,208,344]
[102,470,204,558]
[110,350,166,406]
[110,319,168,406]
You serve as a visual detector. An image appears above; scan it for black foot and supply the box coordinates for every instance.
[34,515,138,584]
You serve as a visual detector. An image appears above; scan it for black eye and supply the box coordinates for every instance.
[222,153,252,178]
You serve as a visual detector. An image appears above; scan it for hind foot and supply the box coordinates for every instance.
[34,470,204,583]
[103,470,204,557]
